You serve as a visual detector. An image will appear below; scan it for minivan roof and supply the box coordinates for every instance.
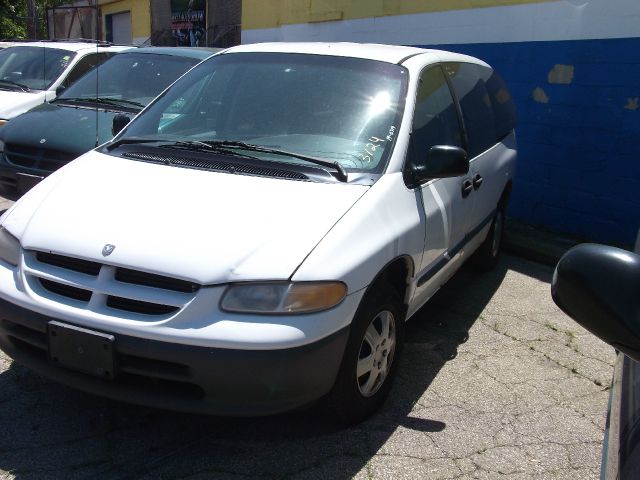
[225,42,492,67]
[226,42,430,64]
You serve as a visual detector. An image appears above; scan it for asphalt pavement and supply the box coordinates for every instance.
[0,192,615,479]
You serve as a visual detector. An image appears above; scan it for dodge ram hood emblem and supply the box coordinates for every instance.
[102,244,116,257]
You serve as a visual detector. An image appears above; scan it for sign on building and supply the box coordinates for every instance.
[170,0,206,47]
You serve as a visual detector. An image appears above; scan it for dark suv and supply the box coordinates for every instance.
[0,47,219,194]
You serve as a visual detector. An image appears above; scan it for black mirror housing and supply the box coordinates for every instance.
[55,85,65,97]
[112,114,131,136]
[551,244,640,362]
[411,145,469,184]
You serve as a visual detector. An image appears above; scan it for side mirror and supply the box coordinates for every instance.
[112,114,131,136]
[551,244,640,362]
[55,85,65,96]
[411,145,469,184]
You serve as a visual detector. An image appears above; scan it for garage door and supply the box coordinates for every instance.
[108,11,131,45]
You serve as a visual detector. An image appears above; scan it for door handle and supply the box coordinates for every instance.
[473,174,483,190]
[462,179,473,198]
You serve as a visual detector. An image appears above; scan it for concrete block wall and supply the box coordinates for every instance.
[433,38,640,247]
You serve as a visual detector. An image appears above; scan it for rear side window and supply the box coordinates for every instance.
[483,67,517,141]
[409,66,463,166]
[443,62,496,158]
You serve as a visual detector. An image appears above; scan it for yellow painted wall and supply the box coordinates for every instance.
[98,0,150,41]
[243,0,557,30]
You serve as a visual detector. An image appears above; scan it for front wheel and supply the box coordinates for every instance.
[326,283,404,424]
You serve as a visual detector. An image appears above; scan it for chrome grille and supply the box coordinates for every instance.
[25,251,200,318]
[5,143,78,172]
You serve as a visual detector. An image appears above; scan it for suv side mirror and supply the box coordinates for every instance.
[112,114,131,136]
[411,145,469,184]
[55,85,65,96]
[551,244,640,362]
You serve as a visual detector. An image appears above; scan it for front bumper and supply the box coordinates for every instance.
[0,297,350,416]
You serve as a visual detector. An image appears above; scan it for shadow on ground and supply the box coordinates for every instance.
[0,257,514,480]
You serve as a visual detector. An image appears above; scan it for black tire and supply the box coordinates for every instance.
[471,206,505,271]
[325,282,405,424]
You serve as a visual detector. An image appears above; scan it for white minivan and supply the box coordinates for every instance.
[0,43,517,422]
[0,41,126,126]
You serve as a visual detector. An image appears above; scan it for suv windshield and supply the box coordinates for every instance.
[121,52,408,173]
[0,46,76,91]
[59,52,201,110]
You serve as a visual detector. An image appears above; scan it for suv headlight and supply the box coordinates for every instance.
[0,226,20,266]
[0,120,6,129]
[220,281,347,314]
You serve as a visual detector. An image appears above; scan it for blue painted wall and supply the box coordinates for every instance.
[423,38,640,248]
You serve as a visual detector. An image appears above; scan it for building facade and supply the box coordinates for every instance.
[93,0,240,47]
[99,0,151,44]
[243,0,640,248]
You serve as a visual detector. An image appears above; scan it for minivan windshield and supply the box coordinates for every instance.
[121,52,408,173]
[59,52,201,110]
[0,46,76,91]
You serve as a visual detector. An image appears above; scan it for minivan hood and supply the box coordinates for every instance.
[5,151,368,284]
[0,90,46,119]
[0,102,123,157]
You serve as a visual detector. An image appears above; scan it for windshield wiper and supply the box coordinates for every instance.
[0,79,30,92]
[106,138,348,181]
[201,141,348,182]
[105,139,259,161]
[106,137,163,150]
[158,140,261,160]
[57,97,144,109]
[97,97,145,108]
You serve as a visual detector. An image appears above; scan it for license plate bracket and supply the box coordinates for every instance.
[48,321,116,379]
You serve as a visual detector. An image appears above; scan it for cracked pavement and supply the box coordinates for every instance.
[0,192,615,479]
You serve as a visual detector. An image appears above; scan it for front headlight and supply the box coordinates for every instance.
[0,120,7,129]
[220,281,347,314]
[0,226,20,266]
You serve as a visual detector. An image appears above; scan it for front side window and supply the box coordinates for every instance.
[0,46,76,91]
[409,66,463,166]
[122,52,408,173]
